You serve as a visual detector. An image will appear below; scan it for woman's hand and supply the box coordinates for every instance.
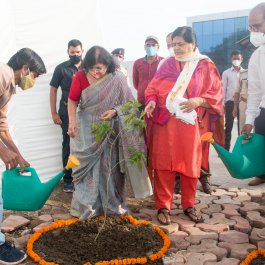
[144,101,156,118]
[99,109,117,121]
[68,122,77,138]
[179,97,202,113]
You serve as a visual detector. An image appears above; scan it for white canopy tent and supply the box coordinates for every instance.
[0,0,103,181]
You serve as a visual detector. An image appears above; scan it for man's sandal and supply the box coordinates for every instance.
[157,208,171,225]
[184,207,204,223]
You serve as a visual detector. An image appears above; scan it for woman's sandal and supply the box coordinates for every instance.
[184,207,204,223]
[157,208,171,225]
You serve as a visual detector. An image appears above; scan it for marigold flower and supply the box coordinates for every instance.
[27,215,170,265]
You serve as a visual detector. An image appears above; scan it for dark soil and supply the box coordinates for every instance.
[33,216,164,265]
[249,255,265,265]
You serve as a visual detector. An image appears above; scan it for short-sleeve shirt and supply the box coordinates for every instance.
[69,70,90,102]
[50,60,79,109]
[235,69,248,99]
[0,63,15,131]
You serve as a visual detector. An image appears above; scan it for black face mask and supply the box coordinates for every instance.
[69,55,82,65]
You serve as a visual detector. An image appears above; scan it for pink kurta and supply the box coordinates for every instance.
[145,57,224,178]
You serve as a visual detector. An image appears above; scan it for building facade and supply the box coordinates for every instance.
[187,10,251,73]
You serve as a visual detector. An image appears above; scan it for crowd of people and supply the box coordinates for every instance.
[0,2,264,264]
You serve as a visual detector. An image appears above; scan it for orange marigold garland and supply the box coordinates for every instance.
[27,215,170,265]
[240,248,265,265]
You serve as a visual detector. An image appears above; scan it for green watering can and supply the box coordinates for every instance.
[201,132,265,179]
[2,155,80,211]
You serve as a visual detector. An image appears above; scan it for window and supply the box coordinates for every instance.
[203,21,213,35]
[212,34,223,48]
[212,20,223,34]
[235,16,248,32]
[202,35,213,52]
[193,22,203,36]
[224,18,235,34]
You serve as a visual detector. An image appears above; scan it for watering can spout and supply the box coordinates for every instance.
[201,132,265,179]
[2,155,80,211]
[201,132,234,159]
[44,154,81,196]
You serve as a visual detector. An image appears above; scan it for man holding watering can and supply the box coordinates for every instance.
[0,48,46,264]
[242,2,265,186]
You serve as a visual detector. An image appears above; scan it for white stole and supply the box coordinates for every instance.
[165,49,208,125]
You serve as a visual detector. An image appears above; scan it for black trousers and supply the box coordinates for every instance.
[225,101,234,150]
[59,108,72,184]
[254,108,265,179]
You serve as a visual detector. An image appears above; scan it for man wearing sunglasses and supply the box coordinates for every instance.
[242,2,265,186]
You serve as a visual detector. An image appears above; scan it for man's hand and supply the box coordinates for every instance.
[232,107,238,118]
[52,112,62,125]
[99,110,117,121]
[241,124,253,138]
[0,147,19,170]
[144,101,156,118]
[17,155,30,173]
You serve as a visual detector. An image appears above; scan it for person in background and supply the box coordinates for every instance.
[67,46,151,219]
[242,2,265,186]
[166,32,175,55]
[232,69,248,134]
[0,48,46,264]
[144,26,223,224]
[158,32,174,69]
[111,48,130,86]
[133,35,163,111]
[222,50,244,150]
[49,39,84,193]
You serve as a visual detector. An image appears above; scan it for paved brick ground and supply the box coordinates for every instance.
[3,122,265,265]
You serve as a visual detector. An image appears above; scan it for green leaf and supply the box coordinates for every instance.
[91,121,115,143]
[129,148,146,170]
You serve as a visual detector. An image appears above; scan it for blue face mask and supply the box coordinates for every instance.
[145,46,157,57]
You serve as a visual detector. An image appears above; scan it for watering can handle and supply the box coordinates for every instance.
[243,134,252,141]
[241,134,253,144]
[15,166,36,176]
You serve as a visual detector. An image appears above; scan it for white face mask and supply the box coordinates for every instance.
[113,56,123,66]
[232,60,242,67]
[168,47,174,56]
[250,32,265,47]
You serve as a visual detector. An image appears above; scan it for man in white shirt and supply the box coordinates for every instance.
[242,2,265,186]
[222,50,244,150]
[232,69,248,134]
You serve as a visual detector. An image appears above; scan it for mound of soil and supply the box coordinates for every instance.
[33,216,164,265]
[249,255,265,265]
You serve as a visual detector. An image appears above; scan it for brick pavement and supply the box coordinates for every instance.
[2,178,265,265]
[3,122,265,265]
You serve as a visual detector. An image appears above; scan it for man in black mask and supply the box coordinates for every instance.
[49,39,83,192]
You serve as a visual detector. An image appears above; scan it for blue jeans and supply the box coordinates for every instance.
[0,193,5,245]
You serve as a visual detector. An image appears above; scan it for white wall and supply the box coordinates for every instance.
[0,0,103,181]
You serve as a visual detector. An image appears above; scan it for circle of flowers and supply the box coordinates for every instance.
[240,248,265,265]
[27,215,170,265]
